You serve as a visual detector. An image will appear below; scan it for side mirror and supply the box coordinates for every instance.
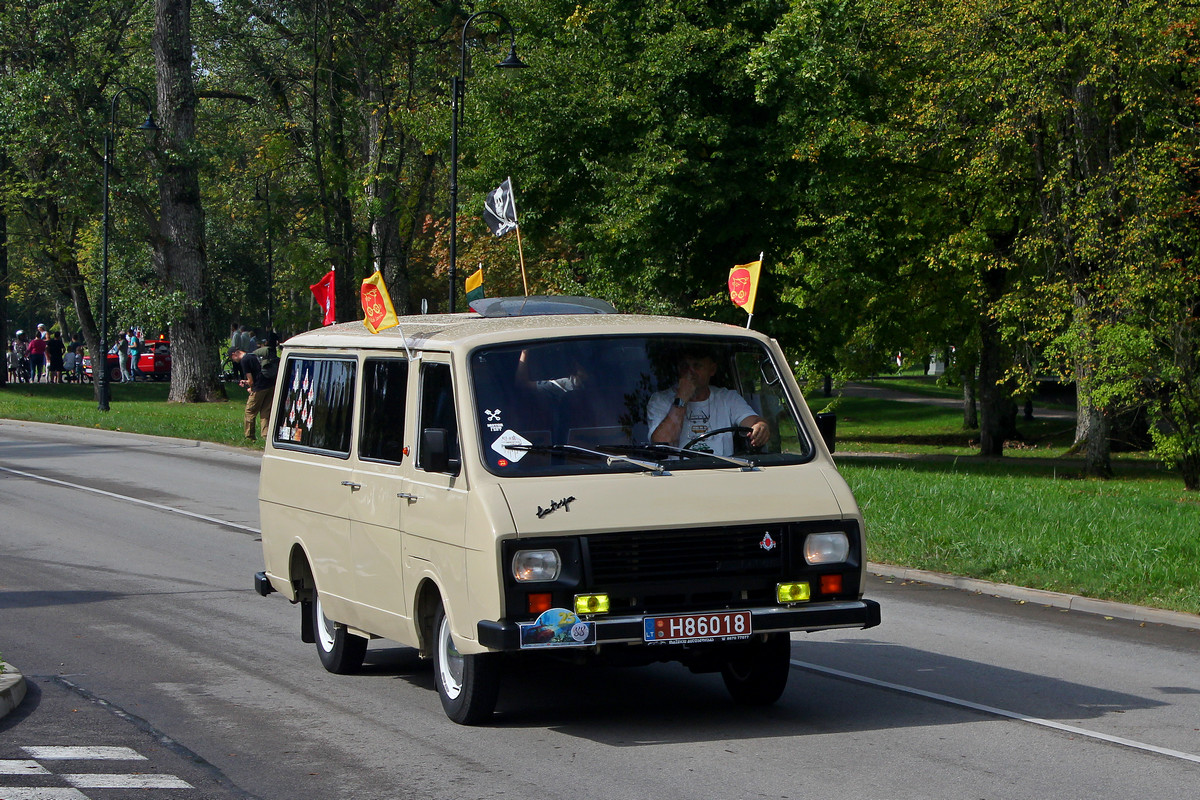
[420,427,450,473]
[815,412,836,454]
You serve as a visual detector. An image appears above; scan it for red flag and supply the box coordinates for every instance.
[309,270,336,326]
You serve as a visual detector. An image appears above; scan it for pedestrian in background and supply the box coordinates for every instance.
[46,331,65,384]
[128,327,143,382]
[117,333,131,382]
[13,332,29,383]
[26,332,47,382]
[228,346,275,440]
[6,339,20,383]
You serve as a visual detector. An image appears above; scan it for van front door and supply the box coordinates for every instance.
[400,360,469,637]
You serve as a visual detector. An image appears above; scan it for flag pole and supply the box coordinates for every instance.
[747,251,763,329]
[508,177,529,295]
[516,228,528,296]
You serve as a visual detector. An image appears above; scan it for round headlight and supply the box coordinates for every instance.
[804,532,850,565]
[512,549,561,582]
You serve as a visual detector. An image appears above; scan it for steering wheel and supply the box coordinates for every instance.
[684,425,752,451]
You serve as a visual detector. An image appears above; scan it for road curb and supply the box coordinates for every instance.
[0,661,28,720]
[869,562,1200,631]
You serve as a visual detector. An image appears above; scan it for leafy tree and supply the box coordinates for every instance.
[0,0,159,402]
[468,0,804,319]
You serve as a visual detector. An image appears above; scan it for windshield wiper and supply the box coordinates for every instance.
[507,443,668,475]
[604,443,757,470]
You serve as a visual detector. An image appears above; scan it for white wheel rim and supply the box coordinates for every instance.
[438,614,465,700]
[314,594,336,653]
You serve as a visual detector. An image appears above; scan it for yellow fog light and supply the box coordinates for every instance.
[574,594,610,615]
[777,582,811,604]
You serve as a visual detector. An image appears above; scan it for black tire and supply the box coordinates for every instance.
[312,588,367,674]
[108,364,122,383]
[720,633,792,706]
[432,603,501,725]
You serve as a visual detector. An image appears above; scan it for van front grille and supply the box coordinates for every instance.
[585,524,791,586]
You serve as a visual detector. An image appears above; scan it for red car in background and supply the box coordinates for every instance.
[84,338,172,382]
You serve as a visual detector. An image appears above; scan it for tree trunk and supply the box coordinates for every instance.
[154,0,224,403]
[977,322,1017,456]
[960,350,978,429]
[1072,292,1113,478]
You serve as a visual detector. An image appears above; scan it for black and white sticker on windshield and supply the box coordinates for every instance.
[491,429,532,462]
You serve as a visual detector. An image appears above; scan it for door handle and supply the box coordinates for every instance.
[397,492,420,501]
[341,481,361,490]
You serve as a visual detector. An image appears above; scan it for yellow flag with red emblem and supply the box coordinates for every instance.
[361,270,399,334]
[728,259,762,315]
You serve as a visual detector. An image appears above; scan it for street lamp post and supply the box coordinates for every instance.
[449,10,527,313]
[99,86,159,411]
[257,172,275,333]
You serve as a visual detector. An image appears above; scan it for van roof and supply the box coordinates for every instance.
[281,304,765,353]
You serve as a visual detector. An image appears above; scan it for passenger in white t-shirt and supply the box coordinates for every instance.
[647,351,769,456]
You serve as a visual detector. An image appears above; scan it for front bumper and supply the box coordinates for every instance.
[477,598,880,652]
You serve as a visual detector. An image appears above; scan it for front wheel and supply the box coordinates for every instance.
[720,633,792,706]
[312,589,367,674]
[433,604,501,725]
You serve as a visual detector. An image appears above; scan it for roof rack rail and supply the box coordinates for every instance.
[468,296,618,318]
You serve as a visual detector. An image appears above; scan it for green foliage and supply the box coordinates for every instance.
[2,0,1198,483]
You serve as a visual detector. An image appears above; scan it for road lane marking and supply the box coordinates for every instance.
[63,774,193,789]
[792,659,1200,765]
[0,465,260,535]
[0,790,90,800]
[21,747,144,761]
[0,760,50,774]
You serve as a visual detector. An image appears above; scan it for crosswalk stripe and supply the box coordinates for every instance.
[0,789,91,800]
[19,746,146,761]
[63,774,193,789]
[0,759,51,774]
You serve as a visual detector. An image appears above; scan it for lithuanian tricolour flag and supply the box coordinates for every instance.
[361,270,399,334]
[465,266,484,304]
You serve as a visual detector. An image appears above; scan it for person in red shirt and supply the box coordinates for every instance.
[26,334,47,382]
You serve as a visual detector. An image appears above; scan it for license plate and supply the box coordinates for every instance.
[644,611,752,644]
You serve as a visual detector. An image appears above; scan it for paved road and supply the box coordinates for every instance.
[1,420,1198,799]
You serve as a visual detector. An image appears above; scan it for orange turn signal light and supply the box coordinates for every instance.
[820,574,843,595]
[527,592,553,614]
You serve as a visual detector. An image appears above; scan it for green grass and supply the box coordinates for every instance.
[843,460,1200,614]
[3,378,1198,615]
[0,381,260,449]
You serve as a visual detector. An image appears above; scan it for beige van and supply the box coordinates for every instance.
[254,296,879,724]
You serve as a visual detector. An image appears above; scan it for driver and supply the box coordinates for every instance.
[647,349,769,456]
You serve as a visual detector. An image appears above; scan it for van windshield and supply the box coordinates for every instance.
[469,335,816,476]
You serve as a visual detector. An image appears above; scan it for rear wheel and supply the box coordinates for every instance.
[312,589,367,674]
[432,603,501,725]
[720,633,792,706]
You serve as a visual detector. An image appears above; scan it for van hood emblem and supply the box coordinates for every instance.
[759,532,777,551]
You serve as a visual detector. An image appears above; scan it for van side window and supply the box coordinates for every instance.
[273,357,356,455]
[360,359,408,463]
[418,362,460,476]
